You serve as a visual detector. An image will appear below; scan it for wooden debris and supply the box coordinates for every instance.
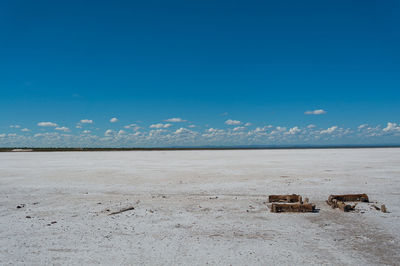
[327,199,358,212]
[337,201,357,212]
[328,194,369,203]
[108,206,135,215]
[268,194,302,203]
[327,193,368,212]
[371,204,380,211]
[270,203,315,213]
[381,204,387,213]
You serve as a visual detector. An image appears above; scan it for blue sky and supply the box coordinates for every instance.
[0,0,399,147]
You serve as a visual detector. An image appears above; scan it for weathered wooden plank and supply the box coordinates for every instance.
[270,203,315,213]
[268,194,302,203]
[328,194,369,203]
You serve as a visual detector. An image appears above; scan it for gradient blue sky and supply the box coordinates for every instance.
[0,0,399,147]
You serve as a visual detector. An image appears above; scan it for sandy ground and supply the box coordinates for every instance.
[0,148,400,265]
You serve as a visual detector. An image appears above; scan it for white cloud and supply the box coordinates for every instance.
[320,126,338,134]
[80,119,93,124]
[21,128,30,132]
[165,118,186,122]
[104,129,115,136]
[124,124,137,129]
[123,124,141,131]
[8,133,17,137]
[233,126,246,131]
[254,126,272,132]
[225,119,242,125]
[174,128,197,135]
[244,122,252,126]
[34,132,60,138]
[287,126,301,135]
[150,123,171,129]
[358,124,368,130]
[383,122,400,132]
[175,128,187,134]
[305,109,327,115]
[55,127,70,132]
[5,120,400,147]
[10,125,21,128]
[110,117,119,123]
[307,124,316,129]
[38,122,58,127]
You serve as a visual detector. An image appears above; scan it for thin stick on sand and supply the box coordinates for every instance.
[108,206,135,215]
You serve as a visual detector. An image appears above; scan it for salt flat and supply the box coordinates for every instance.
[1,148,400,265]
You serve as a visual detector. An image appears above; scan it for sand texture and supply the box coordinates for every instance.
[1,149,399,265]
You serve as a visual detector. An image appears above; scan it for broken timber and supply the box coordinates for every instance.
[268,194,302,203]
[327,199,357,212]
[327,193,369,212]
[328,194,369,203]
[270,203,315,213]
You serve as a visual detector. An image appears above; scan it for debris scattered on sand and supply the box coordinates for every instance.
[381,204,387,213]
[108,206,135,215]
[268,194,316,213]
[25,216,31,219]
[327,193,369,212]
[328,199,357,212]
[268,194,302,203]
[16,204,25,209]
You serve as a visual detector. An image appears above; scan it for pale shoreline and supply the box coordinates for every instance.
[1,148,399,265]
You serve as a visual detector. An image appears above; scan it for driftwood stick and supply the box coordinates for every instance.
[108,206,135,215]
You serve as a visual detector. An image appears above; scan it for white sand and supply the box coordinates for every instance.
[1,148,399,265]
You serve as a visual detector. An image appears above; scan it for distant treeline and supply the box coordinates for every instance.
[1,145,400,152]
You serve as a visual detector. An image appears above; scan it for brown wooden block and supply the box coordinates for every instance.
[268,194,302,203]
[270,203,315,213]
[327,193,369,203]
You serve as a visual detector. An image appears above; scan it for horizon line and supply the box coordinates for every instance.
[1,144,400,152]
